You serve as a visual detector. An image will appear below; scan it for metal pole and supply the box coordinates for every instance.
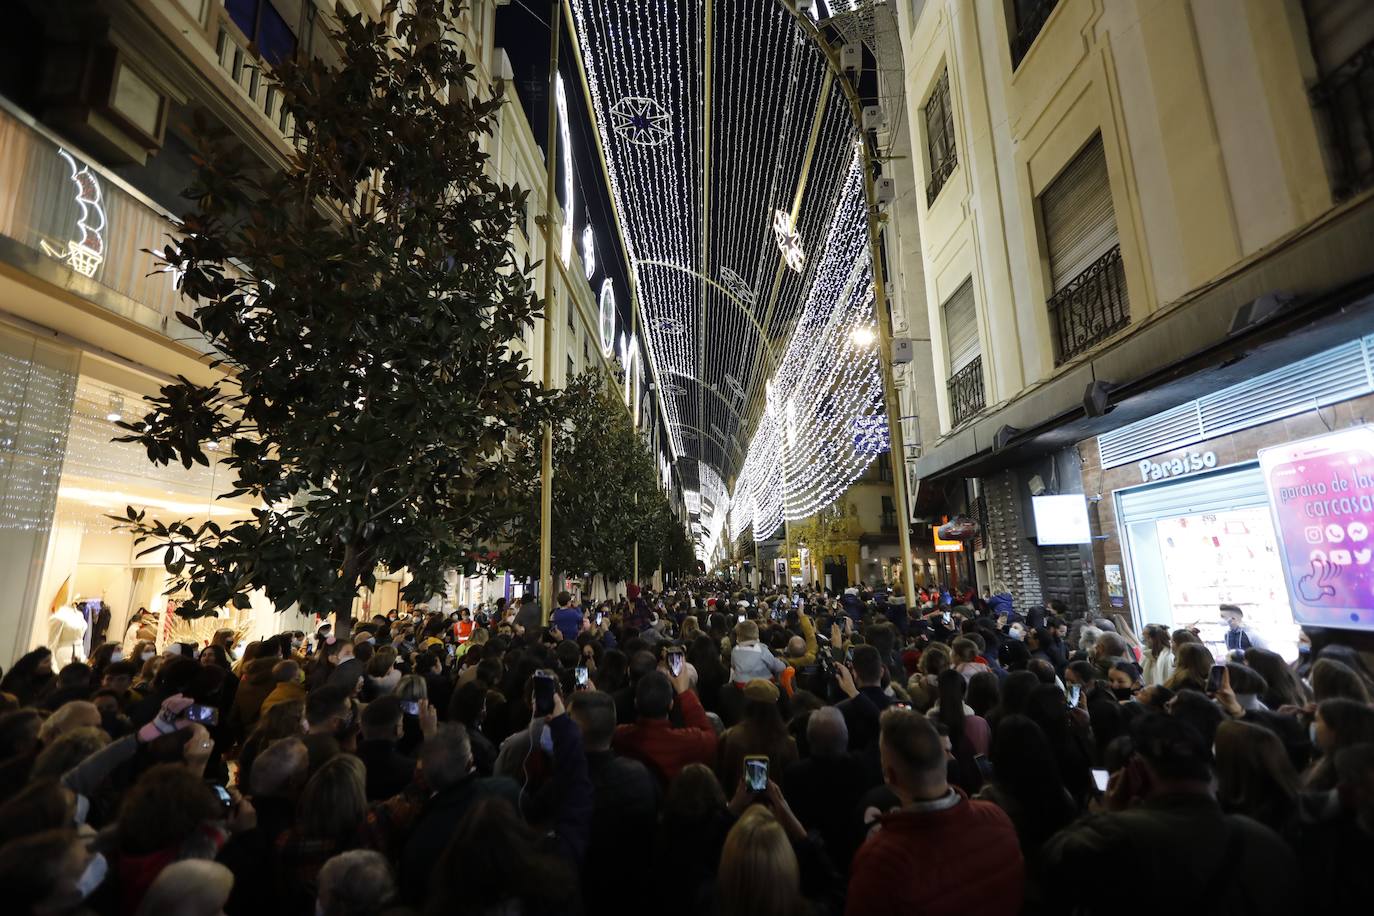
[784,11,918,611]
[866,178,919,611]
[539,1,563,626]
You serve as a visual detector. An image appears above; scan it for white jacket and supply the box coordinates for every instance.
[1142,647,1174,687]
[730,641,785,683]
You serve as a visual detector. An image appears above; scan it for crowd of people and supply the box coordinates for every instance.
[1,578,1373,915]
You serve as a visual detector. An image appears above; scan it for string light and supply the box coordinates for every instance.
[39,149,106,278]
[598,279,616,356]
[570,0,885,551]
[582,224,596,279]
[556,74,574,267]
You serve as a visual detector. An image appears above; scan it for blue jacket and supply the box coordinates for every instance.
[552,606,584,641]
[988,592,1015,619]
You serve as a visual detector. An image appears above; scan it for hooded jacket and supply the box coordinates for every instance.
[229,658,279,736]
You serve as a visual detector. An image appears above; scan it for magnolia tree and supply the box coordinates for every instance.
[115,0,550,630]
[505,369,696,585]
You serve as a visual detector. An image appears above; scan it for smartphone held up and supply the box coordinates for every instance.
[744,755,769,793]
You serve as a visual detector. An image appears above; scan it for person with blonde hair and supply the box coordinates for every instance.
[1164,642,1214,694]
[136,859,234,916]
[716,806,809,916]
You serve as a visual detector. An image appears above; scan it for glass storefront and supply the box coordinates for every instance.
[0,320,311,665]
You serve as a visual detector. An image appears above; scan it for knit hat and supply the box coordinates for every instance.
[742,679,779,703]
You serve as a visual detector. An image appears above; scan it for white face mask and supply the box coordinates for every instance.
[75,851,108,901]
[140,651,155,662]
[73,793,90,825]
[110,651,123,663]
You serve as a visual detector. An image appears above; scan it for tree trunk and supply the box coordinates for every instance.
[334,541,363,639]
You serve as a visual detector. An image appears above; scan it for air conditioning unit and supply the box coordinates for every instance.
[841,42,862,74]
[875,176,896,206]
[796,0,817,14]
[862,104,885,131]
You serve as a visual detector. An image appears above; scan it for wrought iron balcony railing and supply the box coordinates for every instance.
[1048,244,1130,365]
[1310,37,1374,200]
[947,354,986,429]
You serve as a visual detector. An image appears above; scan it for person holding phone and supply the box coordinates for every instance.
[1041,713,1300,911]
[717,679,798,790]
[611,666,717,786]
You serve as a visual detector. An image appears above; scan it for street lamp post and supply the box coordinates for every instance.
[538,1,563,626]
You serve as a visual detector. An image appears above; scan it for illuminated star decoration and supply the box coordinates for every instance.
[772,208,806,273]
[582,224,596,279]
[609,96,672,147]
[718,266,757,306]
[650,316,686,337]
[40,149,106,278]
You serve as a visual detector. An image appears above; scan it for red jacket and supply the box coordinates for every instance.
[612,689,717,786]
[847,789,1023,916]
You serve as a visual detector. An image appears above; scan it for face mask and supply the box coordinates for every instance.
[1310,721,1319,748]
[292,639,303,649]
[1111,687,1134,701]
[73,793,90,825]
[141,651,155,662]
[1298,644,1310,655]
[75,852,108,901]
[110,651,123,663]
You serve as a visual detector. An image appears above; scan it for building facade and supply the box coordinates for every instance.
[0,0,631,664]
[890,0,1374,649]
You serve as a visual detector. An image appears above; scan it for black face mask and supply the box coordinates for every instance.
[1111,686,1134,701]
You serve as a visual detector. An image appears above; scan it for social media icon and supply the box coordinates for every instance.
[1355,549,1372,565]
[1310,549,1329,564]
[1326,524,1347,543]
[1331,549,1352,566]
[1306,527,1325,544]
[1348,522,1369,542]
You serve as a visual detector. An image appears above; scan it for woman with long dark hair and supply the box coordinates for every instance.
[1,648,54,705]
[1023,684,1093,807]
[933,669,987,793]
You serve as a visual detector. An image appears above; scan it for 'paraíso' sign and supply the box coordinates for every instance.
[1138,450,1217,482]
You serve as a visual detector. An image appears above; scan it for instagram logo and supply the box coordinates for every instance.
[1305,526,1324,544]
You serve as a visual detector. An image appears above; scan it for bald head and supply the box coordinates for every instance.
[807,706,848,757]
[786,636,806,658]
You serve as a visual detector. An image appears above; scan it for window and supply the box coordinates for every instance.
[583,338,589,365]
[567,355,576,383]
[568,300,575,331]
[225,0,298,66]
[877,452,893,483]
[1040,134,1129,363]
[881,496,897,531]
[1303,0,1374,197]
[924,68,957,205]
[942,278,984,427]
[1009,0,1060,69]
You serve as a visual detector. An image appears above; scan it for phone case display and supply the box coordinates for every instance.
[1154,506,1290,640]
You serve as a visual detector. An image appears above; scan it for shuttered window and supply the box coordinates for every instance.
[1041,135,1117,290]
[942,278,979,372]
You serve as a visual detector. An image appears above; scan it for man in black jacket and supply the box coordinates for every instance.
[355,696,418,801]
[782,706,876,870]
[569,690,659,913]
[398,724,520,905]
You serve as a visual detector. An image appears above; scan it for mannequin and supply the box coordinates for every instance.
[48,604,88,664]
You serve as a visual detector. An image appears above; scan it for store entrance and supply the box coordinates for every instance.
[1116,463,1299,660]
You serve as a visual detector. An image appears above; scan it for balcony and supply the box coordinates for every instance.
[0,97,209,355]
[1048,244,1130,365]
[1310,37,1374,200]
[947,354,986,429]
[1010,0,1060,70]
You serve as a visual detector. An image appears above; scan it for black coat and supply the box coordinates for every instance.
[355,739,416,801]
[398,773,521,904]
[582,750,660,913]
[782,752,877,870]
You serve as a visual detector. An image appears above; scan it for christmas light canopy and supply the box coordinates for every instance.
[570,0,887,552]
